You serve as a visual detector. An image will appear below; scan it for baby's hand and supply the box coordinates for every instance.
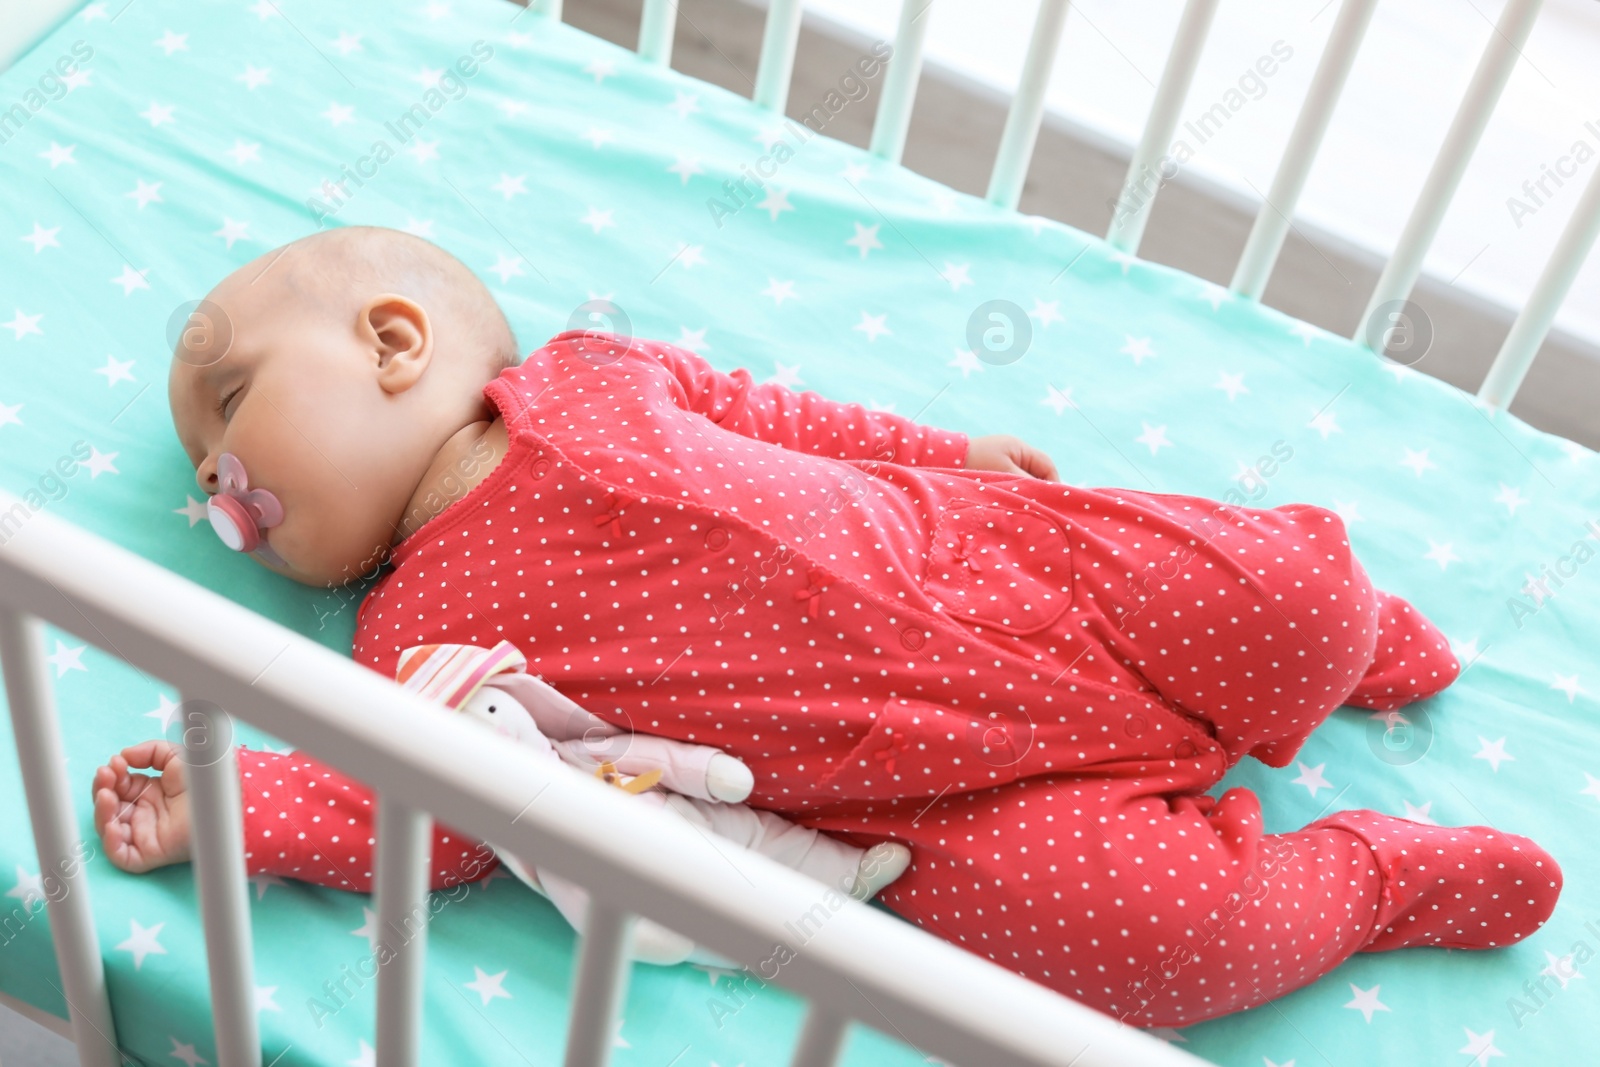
[91,740,192,874]
[964,434,1059,481]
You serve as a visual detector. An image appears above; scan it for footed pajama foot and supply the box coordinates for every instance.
[1308,810,1561,951]
[1343,591,1462,712]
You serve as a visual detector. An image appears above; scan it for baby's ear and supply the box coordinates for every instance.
[362,294,432,394]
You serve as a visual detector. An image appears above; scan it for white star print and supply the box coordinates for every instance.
[168,1037,207,1067]
[116,919,167,969]
[236,65,272,89]
[1541,949,1584,989]
[20,223,60,253]
[322,102,355,126]
[401,218,435,238]
[423,1,451,19]
[839,161,871,184]
[1472,736,1514,772]
[1307,409,1341,440]
[127,179,163,209]
[1380,358,1417,383]
[853,312,891,342]
[249,0,280,18]
[1580,773,1600,803]
[110,266,150,297]
[1195,280,1230,310]
[1290,761,1331,797]
[1030,299,1063,328]
[762,278,797,305]
[145,694,181,732]
[1458,1029,1504,1067]
[61,67,92,91]
[676,327,709,351]
[249,874,286,900]
[1288,320,1321,346]
[0,401,21,429]
[346,1040,375,1067]
[1551,674,1584,703]
[352,906,380,949]
[5,310,44,340]
[1401,799,1437,824]
[583,58,616,83]
[332,31,363,55]
[404,139,440,163]
[6,866,44,908]
[1135,422,1171,455]
[1342,983,1390,1023]
[82,446,120,479]
[1040,385,1076,414]
[580,207,615,234]
[153,30,189,55]
[255,985,281,1012]
[669,242,706,270]
[846,222,882,259]
[488,254,525,283]
[667,91,700,119]
[949,347,983,377]
[80,2,108,19]
[1399,447,1436,477]
[95,355,137,385]
[39,142,76,168]
[213,217,250,249]
[1493,483,1528,516]
[140,101,176,126]
[463,966,512,1005]
[767,362,803,388]
[225,140,261,166]
[1423,540,1460,571]
[667,153,703,184]
[174,496,209,527]
[1449,636,1482,669]
[412,66,444,89]
[491,174,527,200]
[1120,336,1155,365]
[1214,371,1248,401]
[757,187,795,221]
[940,262,973,291]
[47,641,87,677]
[581,126,616,149]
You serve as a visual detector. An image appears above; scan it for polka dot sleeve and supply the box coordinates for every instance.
[235,748,498,893]
[635,337,970,468]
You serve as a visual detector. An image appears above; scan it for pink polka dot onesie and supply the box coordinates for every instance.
[233,330,1561,1026]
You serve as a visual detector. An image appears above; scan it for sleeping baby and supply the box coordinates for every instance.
[93,225,1561,1026]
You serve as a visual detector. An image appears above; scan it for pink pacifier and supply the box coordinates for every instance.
[207,452,286,565]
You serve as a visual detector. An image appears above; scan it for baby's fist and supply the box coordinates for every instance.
[92,740,192,874]
[964,434,1059,481]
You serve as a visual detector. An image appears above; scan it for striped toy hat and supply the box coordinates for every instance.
[395,640,527,710]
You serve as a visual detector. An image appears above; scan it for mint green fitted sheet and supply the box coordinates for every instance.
[0,0,1595,1064]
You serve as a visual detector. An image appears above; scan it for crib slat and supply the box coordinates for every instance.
[637,0,678,66]
[1104,0,1220,254]
[1355,0,1543,349]
[788,1005,849,1067]
[0,609,122,1067]
[374,799,433,1067]
[753,0,806,113]
[868,0,935,165]
[563,901,634,1067]
[1479,162,1600,409]
[985,0,1072,210]
[1229,0,1378,299]
[182,699,261,1067]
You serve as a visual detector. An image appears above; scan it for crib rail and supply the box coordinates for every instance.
[569,0,1600,412]
[0,496,1210,1067]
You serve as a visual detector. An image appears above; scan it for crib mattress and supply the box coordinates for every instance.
[0,0,1596,1064]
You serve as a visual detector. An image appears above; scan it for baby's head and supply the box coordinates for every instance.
[169,226,518,587]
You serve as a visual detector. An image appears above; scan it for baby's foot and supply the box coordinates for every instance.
[1308,809,1561,951]
[849,841,911,902]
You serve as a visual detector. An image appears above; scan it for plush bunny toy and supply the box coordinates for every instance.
[397,641,909,966]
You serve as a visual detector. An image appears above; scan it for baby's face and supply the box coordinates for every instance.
[168,262,451,588]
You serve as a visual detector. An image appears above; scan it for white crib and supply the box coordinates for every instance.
[3,1,1597,1066]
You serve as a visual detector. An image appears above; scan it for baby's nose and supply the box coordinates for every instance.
[196,456,219,494]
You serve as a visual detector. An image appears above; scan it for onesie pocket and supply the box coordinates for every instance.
[817,697,1036,801]
[923,501,1073,635]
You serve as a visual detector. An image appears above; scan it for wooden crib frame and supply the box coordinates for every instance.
[3,0,1597,1065]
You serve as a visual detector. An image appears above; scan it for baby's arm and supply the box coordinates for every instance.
[637,337,971,468]
[92,741,498,892]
